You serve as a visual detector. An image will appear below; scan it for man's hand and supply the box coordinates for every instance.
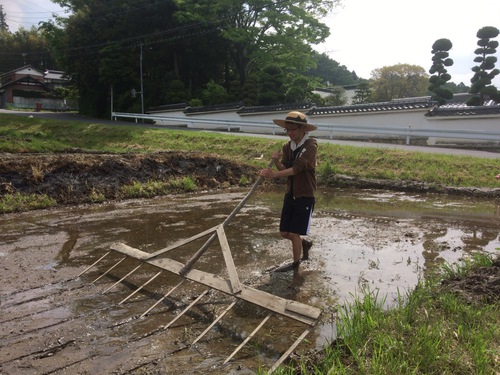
[259,168,275,178]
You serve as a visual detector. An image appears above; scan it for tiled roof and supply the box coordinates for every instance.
[148,103,188,113]
[426,103,500,117]
[184,102,244,114]
[425,93,500,116]
[237,102,313,114]
[308,98,436,116]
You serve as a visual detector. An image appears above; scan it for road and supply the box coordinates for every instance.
[2,109,500,159]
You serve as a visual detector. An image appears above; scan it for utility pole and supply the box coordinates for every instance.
[139,42,144,116]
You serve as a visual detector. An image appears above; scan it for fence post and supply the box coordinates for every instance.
[406,125,412,145]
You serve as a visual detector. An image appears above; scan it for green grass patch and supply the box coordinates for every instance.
[120,177,198,199]
[0,193,57,213]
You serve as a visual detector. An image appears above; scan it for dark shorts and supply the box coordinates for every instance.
[279,194,315,235]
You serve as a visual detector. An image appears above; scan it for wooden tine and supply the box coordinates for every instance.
[140,279,186,318]
[118,270,163,305]
[77,251,111,278]
[267,325,314,374]
[91,256,127,284]
[222,311,273,365]
[191,300,238,346]
[162,289,210,330]
[102,263,143,294]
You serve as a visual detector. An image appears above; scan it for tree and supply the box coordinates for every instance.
[46,0,342,117]
[321,85,347,106]
[47,0,191,117]
[468,26,500,105]
[351,82,372,104]
[202,80,229,105]
[0,5,9,33]
[285,75,319,103]
[0,27,56,73]
[428,38,454,105]
[257,64,285,105]
[306,52,358,86]
[174,0,340,86]
[370,64,429,102]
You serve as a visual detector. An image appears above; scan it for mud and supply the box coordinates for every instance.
[0,152,256,205]
[1,152,500,208]
[1,152,500,375]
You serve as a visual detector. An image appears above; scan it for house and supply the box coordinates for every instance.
[0,65,74,110]
[0,66,48,107]
[43,69,69,91]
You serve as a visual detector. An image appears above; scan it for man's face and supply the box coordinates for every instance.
[284,123,306,143]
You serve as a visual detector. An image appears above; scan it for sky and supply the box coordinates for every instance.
[3,0,500,86]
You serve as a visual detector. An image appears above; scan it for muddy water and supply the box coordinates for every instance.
[1,187,499,374]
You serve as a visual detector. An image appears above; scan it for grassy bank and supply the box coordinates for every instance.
[270,254,499,375]
[1,113,499,188]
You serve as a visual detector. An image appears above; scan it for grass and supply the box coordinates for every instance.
[120,177,198,198]
[0,192,57,212]
[1,113,499,188]
[269,253,499,375]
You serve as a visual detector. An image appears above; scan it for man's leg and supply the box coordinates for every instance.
[281,231,302,265]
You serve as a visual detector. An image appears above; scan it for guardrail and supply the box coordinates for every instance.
[112,112,500,144]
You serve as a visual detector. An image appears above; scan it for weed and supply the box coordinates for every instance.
[0,193,56,213]
[30,164,44,182]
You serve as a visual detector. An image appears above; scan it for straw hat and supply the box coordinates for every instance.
[272,111,317,132]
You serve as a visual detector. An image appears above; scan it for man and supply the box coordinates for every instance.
[260,111,317,271]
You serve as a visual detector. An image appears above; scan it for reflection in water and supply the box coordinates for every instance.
[58,228,79,262]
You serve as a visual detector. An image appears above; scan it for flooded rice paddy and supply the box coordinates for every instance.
[1,186,499,374]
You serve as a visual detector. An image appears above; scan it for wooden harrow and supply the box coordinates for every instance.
[78,163,322,373]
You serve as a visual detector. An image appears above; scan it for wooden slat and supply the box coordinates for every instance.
[110,246,321,325]
[217,225,241,294]
[147,225,220,259]
[110,243,151,260]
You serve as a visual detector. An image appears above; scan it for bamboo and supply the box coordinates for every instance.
[102,264,142,294]
[77,251,111,277]
[118,270,162,305]
[162,289,210,330]
[140,279,186,318]
[268,326,314,373]
[91,256,126,284]
[223,312,273,365]
[191,300,237,345]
